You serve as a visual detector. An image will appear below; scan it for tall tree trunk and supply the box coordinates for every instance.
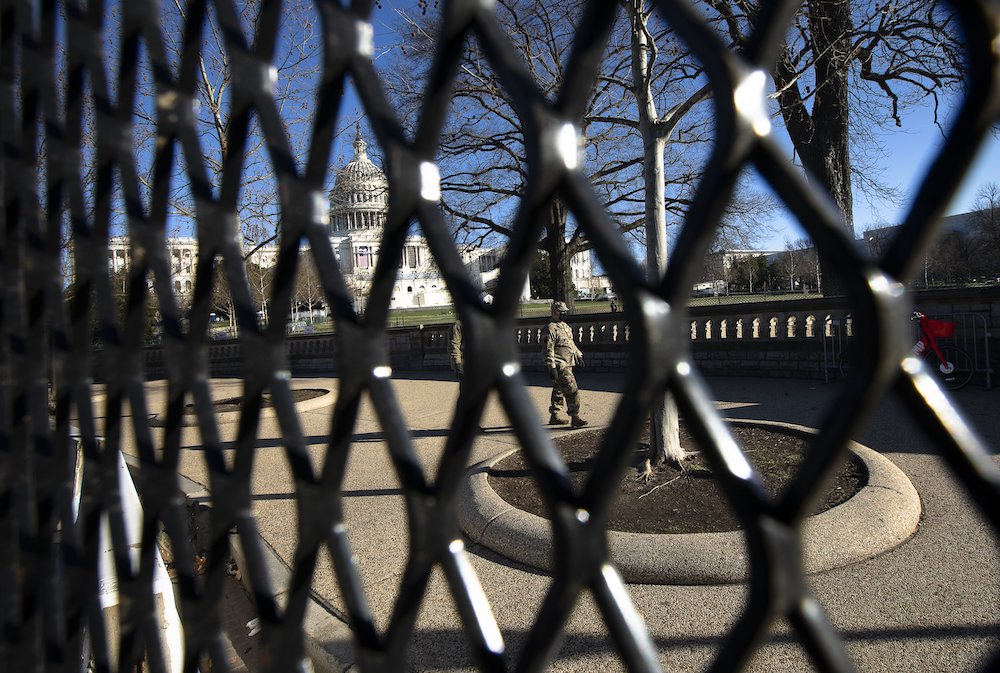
[802,0,854,239]
[644,131,683,466]
[773,0,854,295]
[545,195,574,309]
[631,1,684,466]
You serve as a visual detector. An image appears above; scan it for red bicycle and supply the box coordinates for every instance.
[839,310,974,390]
[909,311,974,390]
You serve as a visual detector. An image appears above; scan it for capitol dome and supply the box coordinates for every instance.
[329,126,388,233]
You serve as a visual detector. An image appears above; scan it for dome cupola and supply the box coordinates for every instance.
[329,124,389,233]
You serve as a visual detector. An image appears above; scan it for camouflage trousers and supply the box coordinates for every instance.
[549,365,580,416]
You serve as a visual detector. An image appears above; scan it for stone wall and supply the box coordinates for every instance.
[137,287,998,384]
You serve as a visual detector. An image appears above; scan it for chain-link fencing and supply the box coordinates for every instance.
[2,0,999,672]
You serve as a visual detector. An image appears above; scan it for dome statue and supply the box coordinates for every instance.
[329,125,389,233]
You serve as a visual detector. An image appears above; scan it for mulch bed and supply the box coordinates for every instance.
[488,422,866,534]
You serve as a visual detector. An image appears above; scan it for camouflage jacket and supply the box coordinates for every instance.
[450,319,463,370]
[543,320,582,368]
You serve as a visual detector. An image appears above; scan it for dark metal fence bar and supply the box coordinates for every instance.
[2,0,999,672]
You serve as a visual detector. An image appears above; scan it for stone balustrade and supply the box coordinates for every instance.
[132,287,998,382]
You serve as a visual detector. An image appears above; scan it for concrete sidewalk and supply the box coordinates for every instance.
[136,374,999,672]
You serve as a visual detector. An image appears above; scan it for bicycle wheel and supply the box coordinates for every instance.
[923,345,974,390]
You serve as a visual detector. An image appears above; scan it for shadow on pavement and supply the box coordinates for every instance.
[402,622,1000,672]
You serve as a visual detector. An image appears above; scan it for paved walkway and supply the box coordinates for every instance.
[129,374,999,672]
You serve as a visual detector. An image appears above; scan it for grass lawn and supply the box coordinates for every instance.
[376,293,820,327]
[382,299,645,327]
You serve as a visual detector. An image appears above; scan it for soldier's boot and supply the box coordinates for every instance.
[570,415,588,428]
[549,413,570,425]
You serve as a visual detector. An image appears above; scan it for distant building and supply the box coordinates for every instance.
[862,209,990,255]
[326,128,531,309]
[569,252,596,296]
[588,274,612,297]
[108,236,200,297]
[700,248,785,280]
[863,207,1000,284]
[326,130,452,308]
[718,249,786,269]
[109,127,547,312]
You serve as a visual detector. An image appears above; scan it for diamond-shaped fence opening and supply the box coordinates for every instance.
[2,0,999,672]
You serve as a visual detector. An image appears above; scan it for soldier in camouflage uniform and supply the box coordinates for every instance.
[450,318,464,381]
[543,301,587,427]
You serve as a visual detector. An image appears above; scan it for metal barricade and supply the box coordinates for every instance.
[825,312,993,389]
[930,312,994,390]
[2,1,999,673]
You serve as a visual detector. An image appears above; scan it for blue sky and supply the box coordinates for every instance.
[364,1,998,254]
[850,111,999,232]
[760,102,999,251]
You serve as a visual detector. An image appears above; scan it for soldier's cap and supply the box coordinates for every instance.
[552,301,569,313]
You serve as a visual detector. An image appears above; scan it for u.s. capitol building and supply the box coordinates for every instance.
[109,128,593,316]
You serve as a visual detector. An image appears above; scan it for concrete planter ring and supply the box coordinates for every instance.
[458,419,922,585]
[149,384,335,427]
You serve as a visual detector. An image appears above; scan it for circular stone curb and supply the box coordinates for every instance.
[150,387,335,427]
[458,419,922,585]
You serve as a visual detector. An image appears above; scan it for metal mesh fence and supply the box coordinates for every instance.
[2,0,999,672]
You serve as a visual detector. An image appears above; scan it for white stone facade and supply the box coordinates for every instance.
[326,127,532,310]
[110,129,593,312]
[329,131,389,233]
[570,252,595,295]
[108,236,199,297]
[325,129,460,309]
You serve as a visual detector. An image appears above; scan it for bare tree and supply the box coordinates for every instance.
[51,0,327,345]
[926,230,980,285]
[780,0,961,234]
[389,1,777,466]
[246,261,275,323]
[211,259,237,336]
[129,0,323,260]
[292,253,324,323]
[970,182,1000,279]
[779,241,800,292]
[708,0,964,290]
[624,0,714,469]
[386,0,724,310]
[778,238,819,293]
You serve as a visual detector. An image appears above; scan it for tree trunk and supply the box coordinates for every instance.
[545,195,574,309]
[803,0,854,233]
[644,133,682,466]
[773,0,854,296]
[631,1,684,466]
